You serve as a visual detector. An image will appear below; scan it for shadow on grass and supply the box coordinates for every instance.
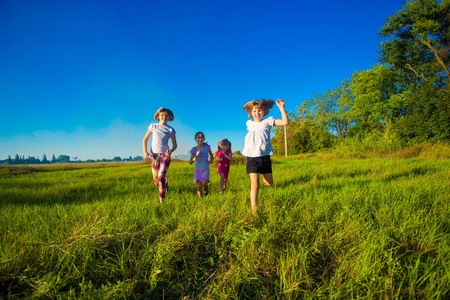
[0,178,151,207]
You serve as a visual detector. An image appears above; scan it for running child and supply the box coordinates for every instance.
[242,99,289,213]
[213,138,232,194]
[189,131,214,198]
[142,107,177,203]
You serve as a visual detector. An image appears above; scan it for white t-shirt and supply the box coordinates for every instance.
[242,117,275,157]
[148,123,176,154]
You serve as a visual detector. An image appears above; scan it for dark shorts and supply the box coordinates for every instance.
[246,156,272,174]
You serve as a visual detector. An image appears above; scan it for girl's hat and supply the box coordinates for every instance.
[243,99,275,117]
[154,107,175,121]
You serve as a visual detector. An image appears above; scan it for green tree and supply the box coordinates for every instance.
[42,154,49,164]
[349,65,409,125]
[348,64,415,146]
[297,80,353,138]
[56,155,70,163]
[272,116,334,155]
[377,0,450,142]
[396,81,450,142]
[379,0,449,90]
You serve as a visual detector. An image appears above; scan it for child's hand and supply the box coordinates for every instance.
[276,99,285,108]
[195,150,201,158]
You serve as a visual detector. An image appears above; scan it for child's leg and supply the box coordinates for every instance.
[261,173,273,187]
[219,173,225,194]
[202,179,209,195]
[157,154,171,199]
[151,155,160,186]
[249,173,260,213]
[196,181,203,198]
[223,169,229,191]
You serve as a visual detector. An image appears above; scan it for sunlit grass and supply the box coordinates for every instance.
[1,156,449,299]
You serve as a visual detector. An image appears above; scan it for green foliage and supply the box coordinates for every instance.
[332,127,403,155]
[379,0,449,89]
[272,119,335,155]
[297,80,353,138]
[377,0,450,142]
[350,65,408,124]
[288,0,449,153]
[1,158,449,299]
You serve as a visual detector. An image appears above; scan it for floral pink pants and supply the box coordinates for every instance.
[151,153,171,199]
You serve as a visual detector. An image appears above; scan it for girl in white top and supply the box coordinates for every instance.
[242,99,289,214]
[143,107,177,203]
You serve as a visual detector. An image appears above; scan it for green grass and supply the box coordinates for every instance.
[1,156,449,299]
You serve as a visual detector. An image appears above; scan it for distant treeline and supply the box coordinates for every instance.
[1,154,144,165]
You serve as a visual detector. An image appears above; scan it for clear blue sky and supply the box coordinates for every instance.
[1,0,403,160]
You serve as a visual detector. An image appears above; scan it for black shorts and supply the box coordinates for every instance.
[246,156,272,174]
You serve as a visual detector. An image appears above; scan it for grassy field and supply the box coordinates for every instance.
[1,153,449,299]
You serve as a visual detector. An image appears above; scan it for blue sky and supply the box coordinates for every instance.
[0,0,403,161]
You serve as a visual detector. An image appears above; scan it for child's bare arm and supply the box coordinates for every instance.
[208,149,214,164]
[189,150,201,165]
[274,99,289,126]
[189,153,196,165]
[167,135,178,156]
[142,130,153,160]
[221,150,232,160]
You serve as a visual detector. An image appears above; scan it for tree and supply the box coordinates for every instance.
[56,155,70,163]
[379,0,450,91]
[377,0,450,142]
[26,156,40,164]
[297,80,353,138]
[348,64,415,142]
[272,118,334,154]
[42,154,49,164]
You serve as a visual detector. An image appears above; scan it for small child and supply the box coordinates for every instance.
[189,132,214,198]
[242,99,289,213]
[213,138,232,194]
[142,107,177,203]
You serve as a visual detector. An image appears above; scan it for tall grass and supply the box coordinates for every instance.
[1,155,449,299]
[322,141,450,160]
